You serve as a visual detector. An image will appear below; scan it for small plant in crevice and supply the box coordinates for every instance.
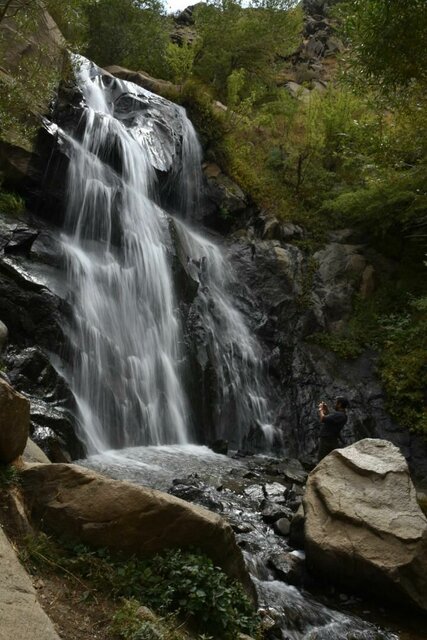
[0,188,25,216]
[0,464,22,487]
[110,599,189,640]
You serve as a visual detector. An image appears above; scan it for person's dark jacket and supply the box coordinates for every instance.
[320,410,347,438]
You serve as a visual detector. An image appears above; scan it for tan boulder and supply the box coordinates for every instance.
[0,378,30,464]
[0,527,60,640]
[105,65,179,97]
[304,438,427,612]
[23,438,51,465]
[21,463,254,598]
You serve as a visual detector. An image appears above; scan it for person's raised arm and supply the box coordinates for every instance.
[318,401,329,422]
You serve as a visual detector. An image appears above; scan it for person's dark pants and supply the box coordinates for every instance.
[318,436,339,462]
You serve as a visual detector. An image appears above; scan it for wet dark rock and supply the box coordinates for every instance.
[31,424,71,463]
[261,502,291,524]
[289,505,305,549]
[273,517,291,536]
[287,498,303,513]
[210,438,229,455]
[3,228,40,256]
[243,470,260,479]
[275,459,308,485]
[263,482,287,502]
[243,484,265,506]
[230,520,254,535]
[3,346,83,460]
[168,482,224,512]
[0,254,69,349]
[5,347,71,403]
[30,399,84,461]
[268,551,306,586]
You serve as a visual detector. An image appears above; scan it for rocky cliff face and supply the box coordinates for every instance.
[0,14,426,485]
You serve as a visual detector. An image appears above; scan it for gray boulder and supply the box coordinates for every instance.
[311,242,369,332]
[304,439,427,612]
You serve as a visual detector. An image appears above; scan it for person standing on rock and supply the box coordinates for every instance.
[317,396,349,462]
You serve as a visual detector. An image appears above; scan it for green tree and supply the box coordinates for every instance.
[340,0,427,91]
[193,0,303,102]
[84,0,170,78]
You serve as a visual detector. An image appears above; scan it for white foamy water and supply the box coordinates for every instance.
[59,56,273,453]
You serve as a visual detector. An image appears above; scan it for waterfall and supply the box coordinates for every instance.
[59,56,272,454]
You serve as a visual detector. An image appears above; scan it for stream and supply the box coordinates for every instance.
[82,446,427,640]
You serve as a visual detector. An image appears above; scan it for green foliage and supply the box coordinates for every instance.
[21,535,260,640]
[378,301,427,435]
[0,3,64,147]
[111,600,185,640]
[180,80,228,161]
[194,0,303,102]
[46,0,94,50]
[0,187,25,214]
[339,0,427,91]
[166,41,195,84]
[84,0,170,78]
[309,289,427,435]
[0,464,21,487]
[324,167,427,239]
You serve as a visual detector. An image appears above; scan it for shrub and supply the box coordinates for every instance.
[0,188,25,215]
[22,536,260,639]
[0,464,21,487]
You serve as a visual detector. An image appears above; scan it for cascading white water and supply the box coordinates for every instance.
[173,220,274,446]
[60,56,272,453]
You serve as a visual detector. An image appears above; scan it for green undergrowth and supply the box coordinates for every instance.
[20,533,260,640]
[0,464,22,487]
[310,285,427,435]
[0,186,25,215]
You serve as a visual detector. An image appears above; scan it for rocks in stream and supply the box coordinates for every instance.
[268,551,306,586]
[304,439,427,612]
[21,463,255,599]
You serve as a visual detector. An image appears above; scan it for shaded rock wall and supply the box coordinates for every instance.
[225,221,427,485]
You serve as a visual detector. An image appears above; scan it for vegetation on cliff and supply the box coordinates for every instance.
[0,0,425,435]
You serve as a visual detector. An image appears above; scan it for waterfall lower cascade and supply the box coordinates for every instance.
[59,56,272,454]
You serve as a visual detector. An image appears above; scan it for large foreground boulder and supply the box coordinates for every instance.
[21,463,254,598]
[0,527,60,640]
[304,439,427,611]
[0,378,30,463]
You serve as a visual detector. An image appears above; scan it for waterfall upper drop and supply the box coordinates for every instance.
[58,56,273,454]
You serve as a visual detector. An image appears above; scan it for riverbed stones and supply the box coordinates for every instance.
[21,463,255,598]
[268,551,306,586]
[0,378,30,463]
[0,527,60,640]
[304,438,427,611]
